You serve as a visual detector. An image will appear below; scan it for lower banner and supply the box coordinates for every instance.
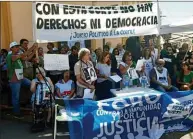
[64,89,193,139]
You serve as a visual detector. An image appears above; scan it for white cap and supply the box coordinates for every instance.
[10,41,20,48]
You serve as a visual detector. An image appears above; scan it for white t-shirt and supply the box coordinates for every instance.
[151,48,159,63]
[96,63,111,83]
[55,79,74,98]
[142,58,154,81]
[154,67,168,86]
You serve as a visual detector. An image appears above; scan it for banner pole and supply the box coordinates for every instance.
[32,1,36,43]
[32,1,39,61]
[157,0,161,35]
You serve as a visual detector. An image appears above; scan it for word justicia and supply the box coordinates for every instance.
[96,116,164,138]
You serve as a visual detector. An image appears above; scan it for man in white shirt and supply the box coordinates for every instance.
[150,59,178,92]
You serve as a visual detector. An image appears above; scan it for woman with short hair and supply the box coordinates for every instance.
[55,70,75,99]
[74,48,97,97]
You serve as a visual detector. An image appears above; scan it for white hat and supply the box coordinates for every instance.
[10,41,20,48]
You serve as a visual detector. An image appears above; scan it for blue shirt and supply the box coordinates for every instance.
[0,55,7,71]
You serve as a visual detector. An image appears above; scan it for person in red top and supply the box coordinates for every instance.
[55,70,75,99]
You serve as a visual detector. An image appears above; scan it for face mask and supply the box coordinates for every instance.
[157,66,163,71]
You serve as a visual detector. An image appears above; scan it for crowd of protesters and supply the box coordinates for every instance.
[1,38,193,125]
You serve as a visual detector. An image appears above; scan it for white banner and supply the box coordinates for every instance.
[34,2,159,42]
[44,54,69,70]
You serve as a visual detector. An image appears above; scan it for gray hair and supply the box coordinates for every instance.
[36,67,46,76]
[78,48,90,60]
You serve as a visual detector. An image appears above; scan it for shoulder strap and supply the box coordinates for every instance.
[36,78,43,103]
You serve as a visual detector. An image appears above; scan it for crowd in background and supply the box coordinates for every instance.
[1,38,193,123]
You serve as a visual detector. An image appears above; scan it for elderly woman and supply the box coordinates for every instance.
[55,70,75,99]
[30,67,54,127]
[74,48,97,98]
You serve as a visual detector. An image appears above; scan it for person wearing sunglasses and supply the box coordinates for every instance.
[150,59,178,92]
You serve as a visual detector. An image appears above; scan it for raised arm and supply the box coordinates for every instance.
[70,81,75,98]
[56,87,62,98]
